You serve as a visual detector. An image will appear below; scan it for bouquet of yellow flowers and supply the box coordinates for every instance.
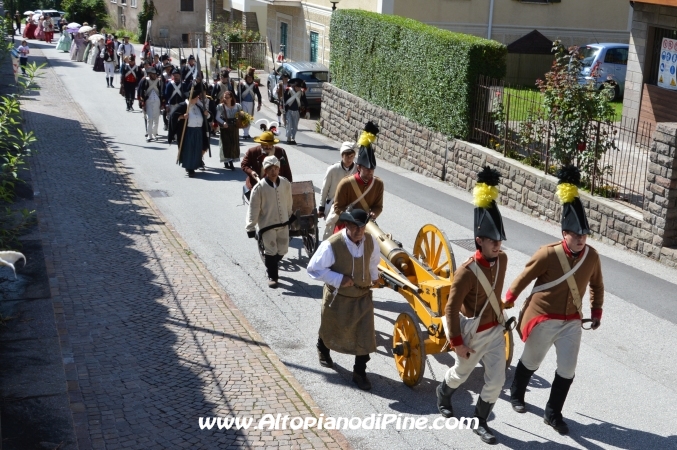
[236,111,254,129]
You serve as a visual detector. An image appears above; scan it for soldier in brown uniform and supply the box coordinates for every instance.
[505,166,604,435]
[324,122,384,236]
[437,167,510,445]
[306,209,381,391]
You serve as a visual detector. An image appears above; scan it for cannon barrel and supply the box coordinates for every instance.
[365,221,412,273]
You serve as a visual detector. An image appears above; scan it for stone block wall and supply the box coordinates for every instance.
[320,83,677,267]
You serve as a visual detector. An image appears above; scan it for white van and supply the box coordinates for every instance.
[578,43,629,101]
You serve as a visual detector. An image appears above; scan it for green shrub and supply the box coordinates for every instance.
[329,10,506,139]
[62,0,110,28]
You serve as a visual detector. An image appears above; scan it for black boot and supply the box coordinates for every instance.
[473,397,497,444]
[544,373,574,435]
[106,77,110,87]
[510,360,536,413]
[316,337,333,368]
[352,354,371,390]
[110,78,115,88]
[436,381,456,418]
[264,254,278,287]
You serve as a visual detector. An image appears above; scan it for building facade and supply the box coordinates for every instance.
[622,0,677,127]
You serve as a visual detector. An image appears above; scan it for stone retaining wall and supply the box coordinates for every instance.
[320,83,677,267]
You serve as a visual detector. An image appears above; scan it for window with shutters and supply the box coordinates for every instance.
[181,0,194,12]
[280,22,288,58]
[310,32,319,63]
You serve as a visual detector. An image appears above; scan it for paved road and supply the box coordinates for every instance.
[33,39,677,449]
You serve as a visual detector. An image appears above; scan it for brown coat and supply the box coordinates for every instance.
[507,242,604,341]
[445,251,508,347]
[241,146,293,190]
[332,174,384,218]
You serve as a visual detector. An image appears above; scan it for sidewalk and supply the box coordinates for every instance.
[19,44,350,449]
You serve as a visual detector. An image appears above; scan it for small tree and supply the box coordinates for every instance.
[519,41,617,186]
[137,0,158,44]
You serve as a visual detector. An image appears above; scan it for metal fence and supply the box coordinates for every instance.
[471,75,654,210]
[218,42,267,72]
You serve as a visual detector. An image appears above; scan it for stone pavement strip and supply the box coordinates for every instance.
[22,46,351,450]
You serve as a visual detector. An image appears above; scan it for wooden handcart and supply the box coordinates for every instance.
[366,221,515,387]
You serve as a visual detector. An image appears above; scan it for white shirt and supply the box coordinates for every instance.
[319,161,357,208]
[118,42,134,57]
[186,102,203,127]
[307,229,380,289]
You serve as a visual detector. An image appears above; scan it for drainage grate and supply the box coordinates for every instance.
[450,239,477,252]
[147,190,169,198]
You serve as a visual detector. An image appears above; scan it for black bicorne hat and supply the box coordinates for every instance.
[473,166,506,241]
[556,166,590,235]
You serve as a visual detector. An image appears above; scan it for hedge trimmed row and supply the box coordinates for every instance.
[329,10,506,139]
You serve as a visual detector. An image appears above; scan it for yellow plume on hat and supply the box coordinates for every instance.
[473,183,499,208]
[556,183,579,205]
[357,131,376,147]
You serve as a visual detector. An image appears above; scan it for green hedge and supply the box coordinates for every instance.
[329,10,506,139]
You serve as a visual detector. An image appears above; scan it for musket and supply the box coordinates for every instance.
[177,82,196,163]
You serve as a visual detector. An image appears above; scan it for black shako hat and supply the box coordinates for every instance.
[473,166,507,241]
[556,166,591,235]
[339,209,369,227]
[355,121,379,169]
[188,54,195,61]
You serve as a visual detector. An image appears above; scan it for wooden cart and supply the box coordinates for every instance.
[244,181,319,260]
[366,221,515,387]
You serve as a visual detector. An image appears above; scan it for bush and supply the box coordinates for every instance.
[62,0,110,28]
[329,10,506,138]
[137,0,158,43]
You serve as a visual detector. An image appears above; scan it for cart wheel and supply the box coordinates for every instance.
[392,312,426,387]
[413,224,456,280]
[504,328,514,369]
[302,231,317,258]
[258,238,266,263]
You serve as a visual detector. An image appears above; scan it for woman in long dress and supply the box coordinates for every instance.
[56,27,72,52]
[76,34,87,62]
[35,16,45,41]
[170,89,210,178]
[215,91,242,170]
[82,38,92,63]
[93,39,105,72]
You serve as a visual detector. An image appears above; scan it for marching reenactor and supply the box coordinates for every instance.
[120,55,143,112]
[238,73,262,140]
[241,131,293,194]
[117,36,135,65]
[169,85,210,178]
[138,67,164,142]
[103,37,117,88]
[245,155,295,288]
[164,68,185,136]
[325,122,384,237]
[211,69,238,103]
[506,165,604,435]
[275,71,290,126]
[437,167,509,445]
[318,142,357,240]
[307,208,381,391]
[180,55,199,95]
[283,78,309,145]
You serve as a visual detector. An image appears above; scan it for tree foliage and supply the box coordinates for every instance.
[210,20,261,45]
[329,9,506,139]
[137,0,157,43]
[62,0,109,28]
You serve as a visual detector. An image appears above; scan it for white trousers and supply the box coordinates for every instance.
[241,101,254,135]
[444,324,506,403]
[104,61,115,78]
[520,319,581,379]
[286,110,300,140]
[145,97,161,137]
[261,227,289,256]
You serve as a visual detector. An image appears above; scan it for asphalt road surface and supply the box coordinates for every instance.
[37,41,677,449]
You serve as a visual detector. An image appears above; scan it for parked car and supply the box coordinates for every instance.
[267,62,330,111]
[578,43,629,101]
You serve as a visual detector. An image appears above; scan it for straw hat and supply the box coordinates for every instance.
[253,131,280,145]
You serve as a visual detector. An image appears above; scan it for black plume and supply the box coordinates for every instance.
[555,165,581,186]
[477,166,501,186]
[260,123,268,131]
[364,121,380,135]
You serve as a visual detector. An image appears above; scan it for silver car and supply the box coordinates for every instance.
[267,62,330,110]
[578,43,629,101]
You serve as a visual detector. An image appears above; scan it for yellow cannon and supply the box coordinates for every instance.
[366,221,514,387]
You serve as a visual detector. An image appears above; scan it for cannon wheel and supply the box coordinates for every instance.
[505,328,514,369]
[413,224,457,279]
[393,312,426,387]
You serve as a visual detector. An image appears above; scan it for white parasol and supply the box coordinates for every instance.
[23,11,34,15]
[79,25,93,33]
[67,22,81,28]
[88,34,104,42]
